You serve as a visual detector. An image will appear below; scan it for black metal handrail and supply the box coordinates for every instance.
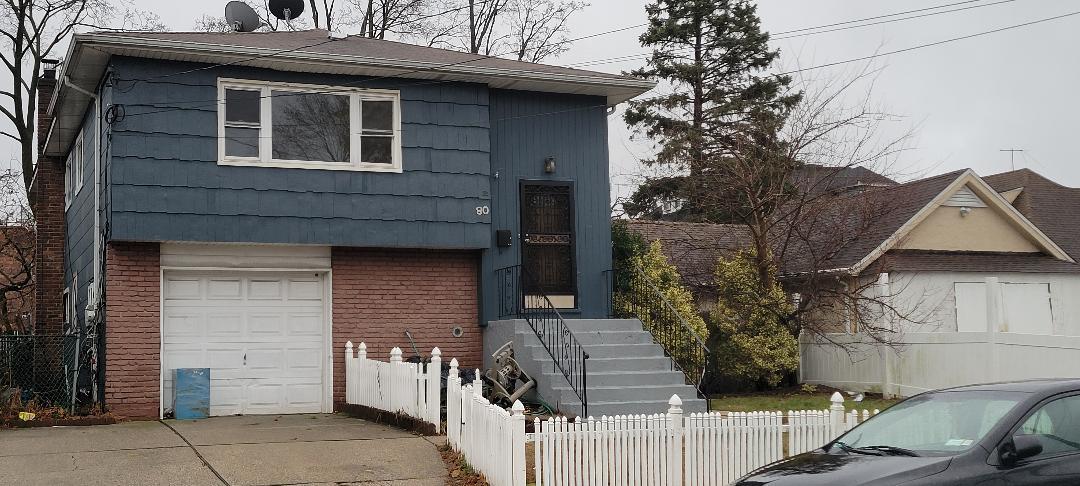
[605,266,710,397]
[495,264,589,416]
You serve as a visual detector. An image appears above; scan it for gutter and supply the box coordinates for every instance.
[63,75,97,98]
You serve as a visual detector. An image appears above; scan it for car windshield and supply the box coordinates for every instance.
[834,390,1027,456]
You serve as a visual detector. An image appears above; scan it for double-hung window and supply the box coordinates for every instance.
[65,134,83,207]
[218,79,402,172]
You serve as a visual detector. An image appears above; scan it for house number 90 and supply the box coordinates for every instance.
[475,206,491,216]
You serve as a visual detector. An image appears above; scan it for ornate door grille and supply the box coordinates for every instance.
[520,182,576,298]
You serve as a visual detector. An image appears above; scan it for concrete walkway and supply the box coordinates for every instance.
[0,414,447,486]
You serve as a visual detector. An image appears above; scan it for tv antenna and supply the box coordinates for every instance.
[999,148,1024,171]
[268,0,305,25]
[225,1,263,32]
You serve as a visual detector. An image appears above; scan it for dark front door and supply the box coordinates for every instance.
[520,181,576,308]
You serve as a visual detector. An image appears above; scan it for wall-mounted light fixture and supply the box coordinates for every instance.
[960,206,972,217]
[543,156,556,174]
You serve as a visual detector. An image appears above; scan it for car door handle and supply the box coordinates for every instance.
[243,353,246,366]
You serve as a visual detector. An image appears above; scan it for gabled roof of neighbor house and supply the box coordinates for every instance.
[782,168,1073,275]
[625,167,1079,282]
[984,168,1080,262]
[45,29,656,157]
[789,163,898,196]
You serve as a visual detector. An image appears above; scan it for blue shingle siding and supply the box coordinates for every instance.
[482,89,613,321]
[105,57,492,248]
[65,95,103,328]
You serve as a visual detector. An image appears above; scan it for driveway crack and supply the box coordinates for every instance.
[160,420,230,486]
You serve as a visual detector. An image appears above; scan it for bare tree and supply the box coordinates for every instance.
[505,0,585,62]
[1,0,165,201]
[194,14,234,33]
[353,0,433,39]
[0,0,100,195]
[631,64,933,350]
[0,170,34,334]
[424,0,509,55]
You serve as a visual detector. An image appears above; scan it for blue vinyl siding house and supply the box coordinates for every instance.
[40,29,707,419]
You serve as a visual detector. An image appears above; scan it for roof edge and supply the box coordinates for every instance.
[75,31,656,95]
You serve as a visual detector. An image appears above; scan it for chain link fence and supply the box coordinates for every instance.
[1,334,80,411]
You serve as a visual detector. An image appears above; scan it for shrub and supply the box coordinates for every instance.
[706,250,799,389]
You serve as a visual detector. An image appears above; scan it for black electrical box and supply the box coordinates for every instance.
[496,230,513,247]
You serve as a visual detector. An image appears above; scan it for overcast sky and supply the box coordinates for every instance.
[5,0,1079,200]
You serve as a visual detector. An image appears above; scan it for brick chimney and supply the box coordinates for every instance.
[29,59,65,335]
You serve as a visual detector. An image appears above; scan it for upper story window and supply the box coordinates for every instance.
[65,134,84,207]
[218,79,402,172]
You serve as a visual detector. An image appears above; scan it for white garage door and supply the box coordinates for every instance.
[162,271,328,416]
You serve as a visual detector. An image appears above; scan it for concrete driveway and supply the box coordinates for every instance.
[0,414,447,486]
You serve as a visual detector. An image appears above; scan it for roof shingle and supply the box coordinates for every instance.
[623,220,751,287]
[984,168,1080,262]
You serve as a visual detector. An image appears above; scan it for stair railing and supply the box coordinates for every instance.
[605,266,710,398]
[495,264,589,416]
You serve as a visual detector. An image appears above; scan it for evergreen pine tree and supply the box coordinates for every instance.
[624,0,801,221]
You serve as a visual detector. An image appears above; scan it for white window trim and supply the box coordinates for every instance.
[74,133,84,195]
[217,78,403,173]
[65,133,84,208]
[64,155,71,208]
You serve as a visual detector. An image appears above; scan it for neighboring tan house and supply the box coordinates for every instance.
[629,168,1080,332]
[33,29,709,419]
[627,167,1080,396]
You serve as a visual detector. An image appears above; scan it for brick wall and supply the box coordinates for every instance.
[331,248,481,405]
[29,74,63,335]
[104,242,160,418]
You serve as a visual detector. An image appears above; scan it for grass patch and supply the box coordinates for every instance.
[710,388,900,413]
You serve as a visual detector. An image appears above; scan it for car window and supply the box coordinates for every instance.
[1016,395,1080,458]
[837,391,1025,455]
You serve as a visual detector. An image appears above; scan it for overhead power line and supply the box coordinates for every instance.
[772,0,989,36]
[777,9,1080,75]
[564,0,1023,68]
[771,0,1020,41]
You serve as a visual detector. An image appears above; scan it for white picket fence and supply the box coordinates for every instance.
[347,342,878,486]
[344,341,441,433]
[445,360,528,486]
[522,396,876,486]
[448,388,876,485]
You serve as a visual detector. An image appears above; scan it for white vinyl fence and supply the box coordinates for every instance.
[344,341,441,433]
[802,275,1080,398]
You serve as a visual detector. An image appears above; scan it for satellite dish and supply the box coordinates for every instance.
[268,0,305,21]
[225,1,262,32]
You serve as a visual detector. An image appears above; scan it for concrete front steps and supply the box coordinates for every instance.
[485,319,707,417]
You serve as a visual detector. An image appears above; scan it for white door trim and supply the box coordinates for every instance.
[158,265,334,418]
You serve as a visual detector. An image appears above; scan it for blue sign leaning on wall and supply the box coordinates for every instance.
[174,368,210,420]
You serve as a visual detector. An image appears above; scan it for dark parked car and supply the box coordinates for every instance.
[735,379,1080,485]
